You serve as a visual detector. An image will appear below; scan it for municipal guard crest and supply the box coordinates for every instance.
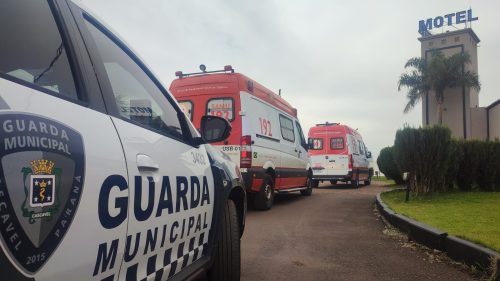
[0,113,85,274]
[22,159,59,222]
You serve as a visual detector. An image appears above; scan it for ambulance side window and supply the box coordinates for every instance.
[279,115,295,142]
[295,121,307,149]
[84,19,183,140]
[358,140,365,155]
[0,0,78,100]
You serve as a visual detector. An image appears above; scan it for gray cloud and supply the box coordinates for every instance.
[81,0,499,170]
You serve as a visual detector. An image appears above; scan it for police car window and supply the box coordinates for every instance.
[0,0,78,99]
[279,115,295,142]
[84,20,183,139]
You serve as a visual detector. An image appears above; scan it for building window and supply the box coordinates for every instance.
[454,36,460,42]
[441,39,447,44]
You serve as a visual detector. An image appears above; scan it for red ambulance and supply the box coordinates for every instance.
[170,65,313,210]
[308,122,372,187]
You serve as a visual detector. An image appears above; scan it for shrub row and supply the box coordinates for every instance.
[377,126,500,194]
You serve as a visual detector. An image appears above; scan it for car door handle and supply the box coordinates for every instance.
[137,154,159,171]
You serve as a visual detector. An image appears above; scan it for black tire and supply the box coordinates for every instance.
[364,178,371,186]
[329,180,337,185]
[253,174,274,210]
[301,175,313,196]
[208,200,240,281]
[312,179,319,188]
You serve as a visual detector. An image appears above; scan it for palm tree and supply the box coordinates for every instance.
[398,51,481,125]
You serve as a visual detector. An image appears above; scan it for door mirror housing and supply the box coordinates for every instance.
[200,115,232,143]
[366,151,372,159]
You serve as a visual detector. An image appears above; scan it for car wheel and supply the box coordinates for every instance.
[253,174,274,210]
[301,175,313,196]
[364,178,371,186]
[330,180,337,185]
[208,200,241,281]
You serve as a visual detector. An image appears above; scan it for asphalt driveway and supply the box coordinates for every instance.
[240,181,477,281]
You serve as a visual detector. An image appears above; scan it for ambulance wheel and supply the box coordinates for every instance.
[253,175,274,210]
[352,179,360,188]
[364,178,371,186]
[330,180,337,185]
[312,180,319,188]
[208,199,240,281]
[301,176,313,196]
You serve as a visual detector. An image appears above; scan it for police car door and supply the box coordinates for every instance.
[0,1,128,280]
[79,15,214,281]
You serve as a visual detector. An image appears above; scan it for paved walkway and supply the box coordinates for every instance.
[240,182,477,281]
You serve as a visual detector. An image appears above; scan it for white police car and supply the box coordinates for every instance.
[0,1,246,280]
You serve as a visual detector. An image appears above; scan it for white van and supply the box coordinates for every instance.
[171,68,313,210]
[308,123,372,187]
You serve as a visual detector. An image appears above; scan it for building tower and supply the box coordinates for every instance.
[419,29,480,139]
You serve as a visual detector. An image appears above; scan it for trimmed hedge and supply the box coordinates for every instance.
[381,125,500,194]
[377,147,403,184]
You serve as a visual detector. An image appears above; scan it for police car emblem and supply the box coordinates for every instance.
[0,113,85,274]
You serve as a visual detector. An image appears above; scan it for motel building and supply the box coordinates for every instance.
[418,9,499,140]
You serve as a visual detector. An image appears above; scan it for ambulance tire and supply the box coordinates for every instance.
[330,180,337,185]
[364,178,371,186]
[312,180,319,188]
[208,199,241,281]
[301,176,313,196]
[253,174,274,210]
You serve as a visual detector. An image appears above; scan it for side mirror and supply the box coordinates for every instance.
[200,115,232,143]
[366,151,372,158]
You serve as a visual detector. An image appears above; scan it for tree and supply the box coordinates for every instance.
[398,51,481,124]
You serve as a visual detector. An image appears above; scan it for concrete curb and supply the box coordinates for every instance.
[376,192,500,277]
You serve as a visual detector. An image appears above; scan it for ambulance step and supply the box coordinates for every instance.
[276,187,308,193]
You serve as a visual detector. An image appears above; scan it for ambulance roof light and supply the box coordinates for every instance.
[315,122,339,126]
[175,65,235,78]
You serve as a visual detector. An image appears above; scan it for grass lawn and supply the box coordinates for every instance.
[372,176,397,186]
[381,189,500,253]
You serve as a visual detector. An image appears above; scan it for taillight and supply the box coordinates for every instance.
[240,135,252,168]
[349,155,353,169]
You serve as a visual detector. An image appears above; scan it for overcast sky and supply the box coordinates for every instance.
[81,0,499,169]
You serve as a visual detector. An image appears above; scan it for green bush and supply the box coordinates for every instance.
[392,126,452,195]
[456,140,481,191]
[476,141,500,191]
[377,147,403,184]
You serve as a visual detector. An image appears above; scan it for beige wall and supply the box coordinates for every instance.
[470,107,487,140]
[489,102,500,140]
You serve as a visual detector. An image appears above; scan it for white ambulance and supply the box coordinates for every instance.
[170,66,313,210]
[0,1,246,280]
